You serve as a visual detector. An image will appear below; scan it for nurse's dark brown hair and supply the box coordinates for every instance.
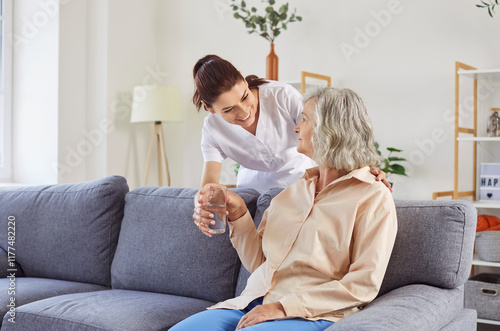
[192,55,268,111]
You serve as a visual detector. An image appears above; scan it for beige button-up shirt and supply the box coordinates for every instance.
[210,166,397,322]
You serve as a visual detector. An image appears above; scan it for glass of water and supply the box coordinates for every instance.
[203,187,227,234]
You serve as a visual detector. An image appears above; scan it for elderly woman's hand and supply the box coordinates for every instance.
[192,184,247,238]
[235,302,286,330]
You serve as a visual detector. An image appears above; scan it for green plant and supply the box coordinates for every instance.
[230,0,302,44]
[477,0,497,17]
[374,142,408,178]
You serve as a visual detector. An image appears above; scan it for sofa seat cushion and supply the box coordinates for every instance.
[0,176,129,287]
[1,289,214,331]
[328,284,466,330]
[439,309,477,330]
[0,277,109,325]
[111,187,259,303]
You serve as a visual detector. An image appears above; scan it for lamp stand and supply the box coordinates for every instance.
[144,121,170,186]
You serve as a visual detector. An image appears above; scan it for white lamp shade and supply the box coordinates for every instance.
[130,85,183,123]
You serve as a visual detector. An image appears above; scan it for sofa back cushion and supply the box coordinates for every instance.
[234,189,477,297]
[378,199,476,295]
[0,176,128,287]
[111,186,259,303]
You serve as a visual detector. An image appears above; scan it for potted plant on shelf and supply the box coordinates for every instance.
[230,0,302,80]
[375,142,408,185]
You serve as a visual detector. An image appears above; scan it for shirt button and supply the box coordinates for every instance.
[271,264,278,269]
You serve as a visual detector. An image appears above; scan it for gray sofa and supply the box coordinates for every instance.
[0,176,477,330]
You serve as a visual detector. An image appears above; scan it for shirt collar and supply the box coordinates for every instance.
[303,166,375,185]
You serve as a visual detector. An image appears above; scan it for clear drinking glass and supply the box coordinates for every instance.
[203,187,227,234]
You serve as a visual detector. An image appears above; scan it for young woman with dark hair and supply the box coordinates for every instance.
[192,55,389,194]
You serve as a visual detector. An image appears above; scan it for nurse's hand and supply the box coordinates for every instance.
[370,167,393,192]
[192,184,247,238]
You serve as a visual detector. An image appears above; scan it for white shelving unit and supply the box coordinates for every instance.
[473,253,500,267]
[435,63,500,328]
[478,318,500,326]
[474,202,500,209]
[470,65,500,327]
[457,68,500,80]
[458,137,500,142]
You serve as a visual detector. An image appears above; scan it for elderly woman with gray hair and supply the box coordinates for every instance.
[173,87,398,331]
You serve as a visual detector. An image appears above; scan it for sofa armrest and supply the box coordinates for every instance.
[327,284,465,331]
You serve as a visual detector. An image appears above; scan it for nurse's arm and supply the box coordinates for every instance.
[200,161,222,187]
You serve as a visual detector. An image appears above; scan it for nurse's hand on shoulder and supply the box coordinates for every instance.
[369,167,393,193]
[192,184,247,238]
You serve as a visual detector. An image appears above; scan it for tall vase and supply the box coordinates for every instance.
[266,43,279,81]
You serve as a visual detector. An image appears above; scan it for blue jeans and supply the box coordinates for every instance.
[170,298,334,331]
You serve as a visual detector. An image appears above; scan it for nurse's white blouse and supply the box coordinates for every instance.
[201,81,316,193]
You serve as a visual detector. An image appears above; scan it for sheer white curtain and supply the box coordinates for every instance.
[0,0,12,181]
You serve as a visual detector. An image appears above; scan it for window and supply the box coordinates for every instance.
[0,0,12,181]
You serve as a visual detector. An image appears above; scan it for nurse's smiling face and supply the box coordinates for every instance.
[206,80,257,129]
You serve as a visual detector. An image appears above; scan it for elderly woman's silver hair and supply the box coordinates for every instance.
[303,87,381,172]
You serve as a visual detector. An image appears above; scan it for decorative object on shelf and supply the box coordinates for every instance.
[476,231,500,262]
[300,71,331,95]
[266,43,278,81]
[480,163,500,201]
[477,214,500,232]
[487,107,500,137]
[130,85,183,186]
[476,0,498,17]
[374,142,408,182]
[230,0,302,80]
[465,273,500,321]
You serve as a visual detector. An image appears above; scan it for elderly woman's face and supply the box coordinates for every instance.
[295,99,315,157]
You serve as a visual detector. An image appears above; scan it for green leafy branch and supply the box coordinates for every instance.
[375,142,408,178]
[230,0,302,44]
[477,0,498,17]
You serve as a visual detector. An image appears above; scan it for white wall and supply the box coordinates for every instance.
[11,0,500,200]
[157,0,500,199]
[58,0,88,183]
[106,0,160,189]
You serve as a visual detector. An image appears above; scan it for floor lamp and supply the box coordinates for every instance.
[130,86,183,186]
